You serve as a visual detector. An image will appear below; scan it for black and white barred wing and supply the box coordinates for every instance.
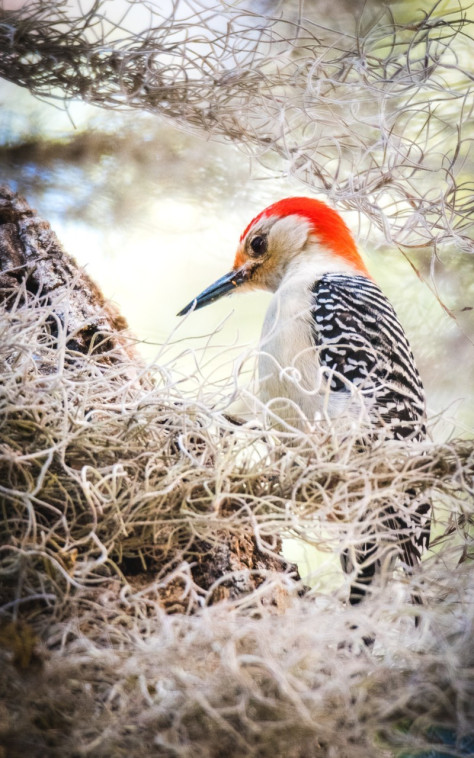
[311,273,430,573]
[311,273,426,442]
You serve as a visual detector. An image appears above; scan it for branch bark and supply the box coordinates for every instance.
[0,185,134,359]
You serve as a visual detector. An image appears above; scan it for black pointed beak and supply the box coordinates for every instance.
[177,266,249,317]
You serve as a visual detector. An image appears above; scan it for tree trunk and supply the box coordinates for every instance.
[0,185,299,620]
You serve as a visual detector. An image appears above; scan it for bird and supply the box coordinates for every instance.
[177,197,430,607]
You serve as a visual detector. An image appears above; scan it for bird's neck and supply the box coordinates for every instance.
[275,244,368,294]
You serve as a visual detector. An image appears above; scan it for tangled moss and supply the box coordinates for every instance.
[0,261,473,756]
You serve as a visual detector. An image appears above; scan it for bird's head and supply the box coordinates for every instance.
[177,197,369,316]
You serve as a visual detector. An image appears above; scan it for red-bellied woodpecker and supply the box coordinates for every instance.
[178,197,430,605]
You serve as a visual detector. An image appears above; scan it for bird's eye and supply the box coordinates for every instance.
[250,235,268,256]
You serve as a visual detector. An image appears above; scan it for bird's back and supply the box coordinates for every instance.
[311,273,426,442]
[259,271,426,441]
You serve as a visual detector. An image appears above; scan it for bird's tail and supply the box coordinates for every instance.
[341,497,431,608]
